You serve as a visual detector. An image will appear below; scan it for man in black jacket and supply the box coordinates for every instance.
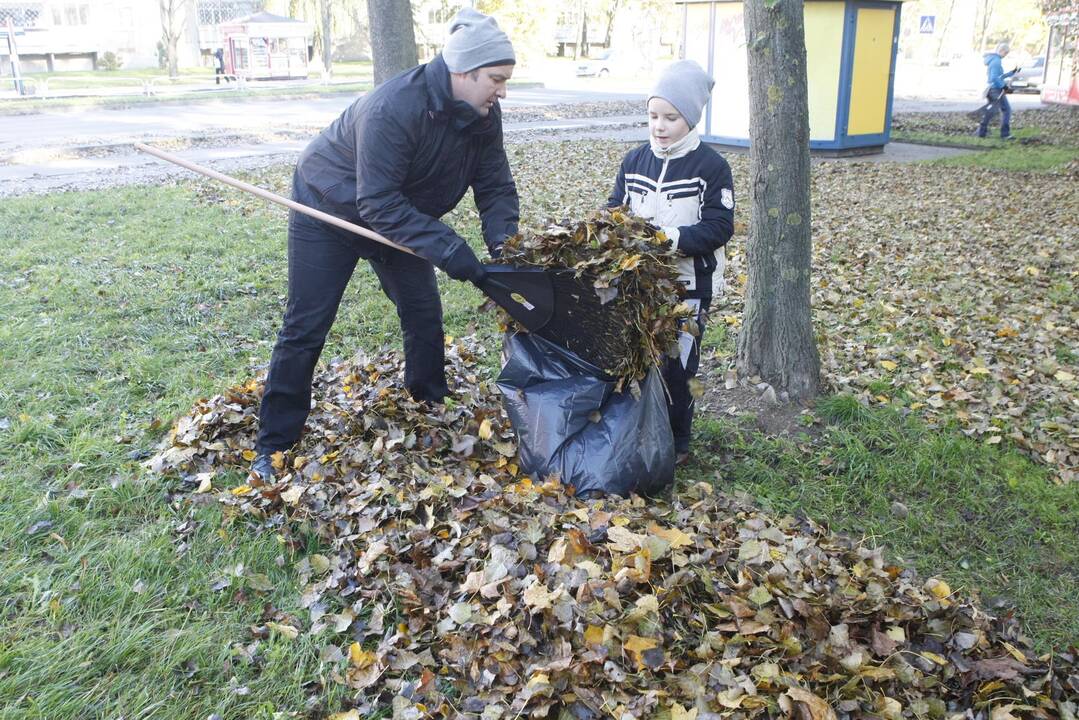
[252,8,519,479]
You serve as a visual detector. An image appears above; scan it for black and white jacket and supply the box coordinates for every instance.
[608,129,734,298]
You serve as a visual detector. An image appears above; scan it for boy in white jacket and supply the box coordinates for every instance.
[608,60,735,464]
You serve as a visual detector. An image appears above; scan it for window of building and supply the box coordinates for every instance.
[0,3,43,27]
[197,0,259,26]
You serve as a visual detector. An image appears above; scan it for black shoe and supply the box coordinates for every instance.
[250,453,275,482]
[1001,134,1017,141]
[676,451,691,466]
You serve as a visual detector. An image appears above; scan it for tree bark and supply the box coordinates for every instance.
[367,0,418,85]
[320,0,333,77]
[736,0,820,402]
[159,0,185,79]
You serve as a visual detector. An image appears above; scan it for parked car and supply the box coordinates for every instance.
[1010,56,1045,93]
[575,50,614,77]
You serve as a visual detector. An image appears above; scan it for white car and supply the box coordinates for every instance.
[575,50,614,78]
[1010,56,1045,93]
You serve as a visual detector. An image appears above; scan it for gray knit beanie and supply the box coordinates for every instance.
[649,60,715,128]
[442,8,515,73]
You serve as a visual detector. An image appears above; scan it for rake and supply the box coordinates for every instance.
[134,143,624,372]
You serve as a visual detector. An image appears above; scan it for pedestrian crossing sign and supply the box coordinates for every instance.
[919,15,935,34]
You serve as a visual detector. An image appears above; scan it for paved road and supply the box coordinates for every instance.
[0,83,1041,197]
[0,87,646,155]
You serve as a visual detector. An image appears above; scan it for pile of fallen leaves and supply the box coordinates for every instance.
[499,207,689,382]
[712,157,1078,483]
[150,341,1078,719]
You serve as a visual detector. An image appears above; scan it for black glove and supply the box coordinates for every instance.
[442,243,488,285]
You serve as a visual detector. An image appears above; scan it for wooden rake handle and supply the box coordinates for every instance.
[132,142,418,257]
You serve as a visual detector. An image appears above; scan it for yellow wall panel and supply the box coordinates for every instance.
[847,7,895,136]
[804,1,845,141]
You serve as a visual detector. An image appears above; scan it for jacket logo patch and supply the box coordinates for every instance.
[721,188,734,209]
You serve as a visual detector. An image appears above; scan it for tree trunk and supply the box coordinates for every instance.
[934,0,957,64]
[159,0,184,79]
[735,0,820,402]
[976,0,994,51]
[168,36,179,77]
[603,0,622,48]
[367,0,418,85]
[320,0,333,77]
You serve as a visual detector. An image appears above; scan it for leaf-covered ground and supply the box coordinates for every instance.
[720,158,1079,483]
[148,342,1079,719]
[2,119,1076,718]
[194,125,1078,482]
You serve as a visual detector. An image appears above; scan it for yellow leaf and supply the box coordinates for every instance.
[970,367,991,376]
[1001,641,1027,663]
[876,696,903,720]
[230,485,252,496]
[880,360,898,371]
[280,484,305,505]
[241,449,257,462]
[783,688,837,720]
[478,418,493,440]
[267,622,299,640]
[648,523,694,548]
[623,635,659,670]
[522,581,554,610]
[624,635,657,654]
[584,625,605,646]
[1056,370,1075,382]
[671,703,698,720]
[607,526,643,553]
[924,578,951,599]
[195,472,214,494]
[921,651,948,665]
[990,704,1021,720]
[349,642,376,669]
[329,712,361,720]
[619,254,642,271]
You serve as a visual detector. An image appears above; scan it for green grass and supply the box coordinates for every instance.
[1,155,1077,716]
[0,182,496,718]
[936,138,1079,171]
[893,126,1079,172]
[891,129,994,149]
[685,395,1079,651]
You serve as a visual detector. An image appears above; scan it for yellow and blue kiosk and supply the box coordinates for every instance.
[676,0,903,154]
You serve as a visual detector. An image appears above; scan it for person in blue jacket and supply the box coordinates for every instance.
[977,42,1018,139]
[251,8,518,480]
[608,60,735,465]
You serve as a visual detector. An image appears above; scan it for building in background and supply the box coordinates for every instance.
[677,0,904,155]
[220,10,312,80]
[0,0,281,74]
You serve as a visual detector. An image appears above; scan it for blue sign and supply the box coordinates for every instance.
[919,15,935,34]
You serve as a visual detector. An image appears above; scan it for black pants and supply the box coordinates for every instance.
[663,298,709,454]
[256,210,448,453]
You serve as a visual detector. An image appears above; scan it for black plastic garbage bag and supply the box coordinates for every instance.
[496,332,675,497]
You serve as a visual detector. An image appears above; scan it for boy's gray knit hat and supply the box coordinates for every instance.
[649,59,715,128]
[443,8,515,73]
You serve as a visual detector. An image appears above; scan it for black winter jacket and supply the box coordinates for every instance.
[293,55,519,269]
[608,132,734,299]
